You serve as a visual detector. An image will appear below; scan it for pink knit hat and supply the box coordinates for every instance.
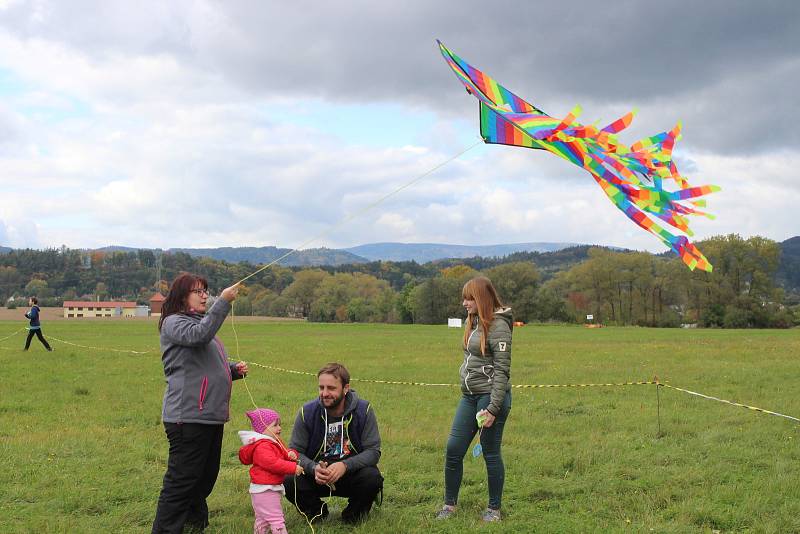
[246,408,280,434]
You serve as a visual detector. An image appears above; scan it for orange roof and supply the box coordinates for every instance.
[149,293,166,302]
[63,301,138,308]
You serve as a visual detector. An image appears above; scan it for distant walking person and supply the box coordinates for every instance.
[436,276,513,523]
[24,297,52,351]
[152,274,249,534]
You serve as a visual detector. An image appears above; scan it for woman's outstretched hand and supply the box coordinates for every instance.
[220,283,240,303]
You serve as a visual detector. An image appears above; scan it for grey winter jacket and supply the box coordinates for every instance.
[460,307,513,416]
[289,390,381,475]
[159,298,243,425]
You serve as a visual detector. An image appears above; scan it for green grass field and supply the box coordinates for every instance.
[1,321,799,533]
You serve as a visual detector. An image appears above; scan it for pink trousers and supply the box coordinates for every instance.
[251,490,287,534]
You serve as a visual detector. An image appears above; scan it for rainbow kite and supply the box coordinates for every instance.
[438,41,720,271]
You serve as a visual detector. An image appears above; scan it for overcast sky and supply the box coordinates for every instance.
[1,0,798,253]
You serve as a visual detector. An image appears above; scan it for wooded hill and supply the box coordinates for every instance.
[1,235,798,327]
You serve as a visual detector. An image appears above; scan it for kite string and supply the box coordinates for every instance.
[229,305,261,413]
[227,140,486,528]
[141,139,484,498]
[235,139,483,285]
[228,308,328,534]
[0,327,25,343]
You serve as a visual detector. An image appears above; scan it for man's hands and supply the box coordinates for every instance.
[235,361,249,377]
[295,464,305,476]
[314,461,347,486]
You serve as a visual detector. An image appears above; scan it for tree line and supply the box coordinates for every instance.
[2,235,797,328]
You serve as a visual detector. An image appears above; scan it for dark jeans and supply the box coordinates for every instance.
[444,391,511,509]
[284,464,383,524]
[24,328,51,351]
[152,423,224,533]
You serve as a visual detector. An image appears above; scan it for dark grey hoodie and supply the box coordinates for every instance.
[289,390,381,475]
[159,298,243,425]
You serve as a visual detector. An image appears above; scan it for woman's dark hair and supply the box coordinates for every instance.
[159,273,208,331]
[30,297,38,305]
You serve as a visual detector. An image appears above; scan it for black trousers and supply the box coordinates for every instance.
[24,328,51,350]
[152,423,224,533]
[284,464,383,524]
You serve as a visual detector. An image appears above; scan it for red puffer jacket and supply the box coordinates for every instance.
[239,431,299,485]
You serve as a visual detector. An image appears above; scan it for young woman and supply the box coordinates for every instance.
[437,276,513,522]
[152,274,249,533]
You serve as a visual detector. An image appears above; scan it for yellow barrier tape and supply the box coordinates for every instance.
[47,335,156,355]
[0,327,25,343]
[245,363,799,423]
[513,381,658,389]
[5,331,798,424]
[659,383,800,424]
[247,360,657,389]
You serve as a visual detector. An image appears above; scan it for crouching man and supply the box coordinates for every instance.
[284,362,383,524]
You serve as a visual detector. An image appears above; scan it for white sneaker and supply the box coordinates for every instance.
[481,508,501,522]
[435,504,456,519]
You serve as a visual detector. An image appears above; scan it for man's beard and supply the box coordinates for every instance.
[322,391,346,410]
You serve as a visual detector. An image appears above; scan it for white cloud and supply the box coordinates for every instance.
[0,215,40,247]
[0,1,796,254]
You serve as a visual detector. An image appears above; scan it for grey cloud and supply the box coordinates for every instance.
[1,1,797,154]
[186,0,800,156]
[0,0,195,58]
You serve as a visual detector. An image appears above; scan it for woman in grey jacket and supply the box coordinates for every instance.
[152,274,248,534]
[437,276,512,523]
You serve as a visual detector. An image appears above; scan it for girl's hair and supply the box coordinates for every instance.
[462,276,504,356]
[158,273,208,331]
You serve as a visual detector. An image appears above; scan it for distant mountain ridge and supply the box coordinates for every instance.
[0,246,11,254]
[95,242,580,265]
[97,245,369,267]
[344,242,580,263]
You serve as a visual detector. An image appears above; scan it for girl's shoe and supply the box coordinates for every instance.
[481,508,501,522]
[435,504,456,519]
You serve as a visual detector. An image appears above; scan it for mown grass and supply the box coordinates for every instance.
[1,321,798,533]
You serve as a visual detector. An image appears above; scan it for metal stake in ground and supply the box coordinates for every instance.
[654,376,662,437]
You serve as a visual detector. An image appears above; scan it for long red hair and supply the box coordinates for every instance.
[462,276,504,356]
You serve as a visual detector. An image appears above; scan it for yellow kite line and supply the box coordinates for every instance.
[46,335,156,354]
[234,140,483,285]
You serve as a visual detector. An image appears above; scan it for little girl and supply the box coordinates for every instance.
[239,408,304,534]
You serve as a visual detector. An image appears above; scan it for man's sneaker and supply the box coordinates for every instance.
[481,508,501,522]
[435,504,456,519]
